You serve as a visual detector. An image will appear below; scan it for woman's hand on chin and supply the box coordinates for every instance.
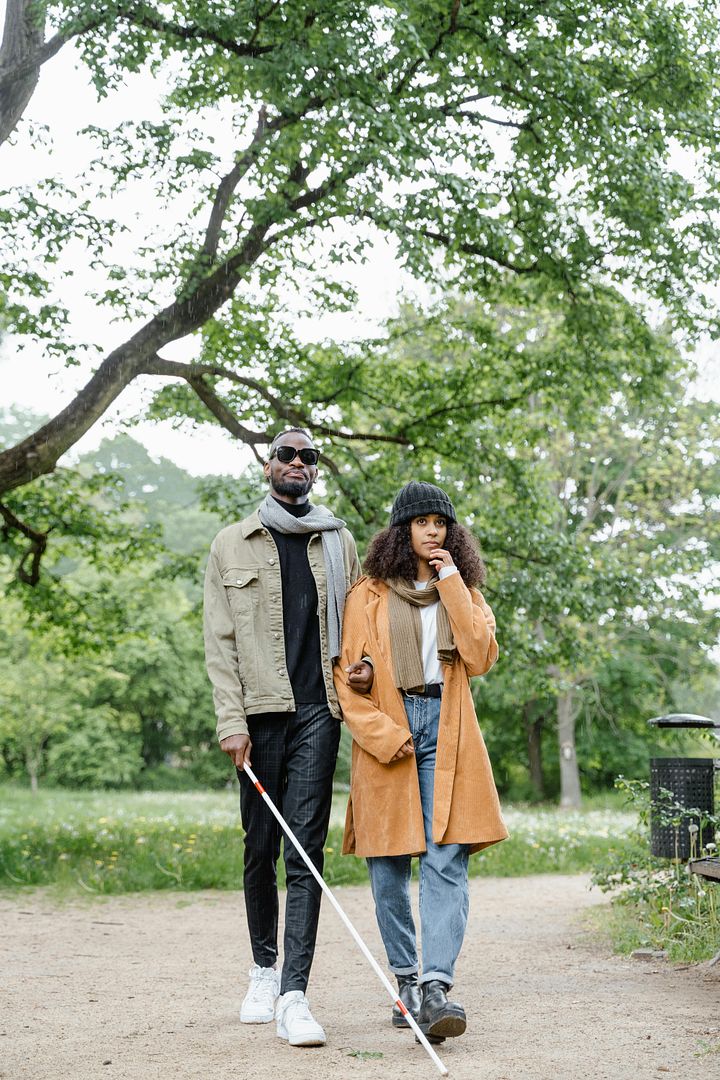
[428,548,455,573]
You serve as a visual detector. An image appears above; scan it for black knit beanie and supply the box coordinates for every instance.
[389,481,457,526]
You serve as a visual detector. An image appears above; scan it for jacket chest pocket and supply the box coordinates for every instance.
[222,568,259,621]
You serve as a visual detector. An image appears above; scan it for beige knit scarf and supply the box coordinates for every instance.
[386,578,456,692]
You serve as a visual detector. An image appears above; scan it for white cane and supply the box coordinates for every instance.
[242,761,449,1076]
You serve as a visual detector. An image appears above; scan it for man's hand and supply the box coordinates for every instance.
[390,738,415,762]
[345,660,374,694]
[220,733,252,769]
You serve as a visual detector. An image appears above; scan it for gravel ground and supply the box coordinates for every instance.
[2,874,719,1080]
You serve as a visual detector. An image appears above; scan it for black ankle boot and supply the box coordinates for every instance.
[417,980,467,1042]
[392,973,422,1028]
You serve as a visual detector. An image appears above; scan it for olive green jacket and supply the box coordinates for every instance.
[204,508,361,742]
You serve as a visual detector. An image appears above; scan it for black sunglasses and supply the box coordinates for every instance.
[270,445,320,466]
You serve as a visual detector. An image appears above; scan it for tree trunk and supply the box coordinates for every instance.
[0,0,44,145]
[524,703,546,799]
[557,689,582,809]
[25,749,39,794]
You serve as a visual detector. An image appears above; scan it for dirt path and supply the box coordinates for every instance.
[2,875,719,1080]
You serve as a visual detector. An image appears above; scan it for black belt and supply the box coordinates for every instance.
[405,684,443,698]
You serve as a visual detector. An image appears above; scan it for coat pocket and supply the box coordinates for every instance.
[222,568,259,622]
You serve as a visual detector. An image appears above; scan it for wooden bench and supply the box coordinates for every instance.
[688,856,720,883]
[689,858,720,966]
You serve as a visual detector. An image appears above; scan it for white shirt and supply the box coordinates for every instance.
[413,566,458,685]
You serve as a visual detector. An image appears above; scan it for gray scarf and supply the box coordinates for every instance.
[258,494,347,661]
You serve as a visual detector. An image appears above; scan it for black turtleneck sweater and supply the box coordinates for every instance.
[266,498,326,704]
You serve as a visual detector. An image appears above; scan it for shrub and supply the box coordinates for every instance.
[592,777,720,963]
[45,708,143,789]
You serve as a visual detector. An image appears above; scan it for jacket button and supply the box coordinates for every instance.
[267,558,275,565]
[274,632,280,639]
[278,669,286,676]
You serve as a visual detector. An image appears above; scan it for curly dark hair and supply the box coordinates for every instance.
[364,520,486,587]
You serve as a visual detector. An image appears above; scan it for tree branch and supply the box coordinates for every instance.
[370,216,541,275]
[0,91,364,498]
[200,106,270,261]
[439,103,541,143]
[198,94,326,264]
[186,377,266,464]
[141,356,413,447]
[0,3,273,95]
[0,2,275,145]
[0,501,49,585]
[404,392,528,430]
[391,0,463,97]
[305,422,410,445]
[0,218,272,497]
[486,542,552,567]
[314,446,377,525]
[118,5,275,58]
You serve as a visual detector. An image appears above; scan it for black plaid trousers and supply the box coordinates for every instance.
[237,702,340,994]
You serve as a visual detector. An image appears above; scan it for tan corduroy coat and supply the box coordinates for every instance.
[334,573,508,858]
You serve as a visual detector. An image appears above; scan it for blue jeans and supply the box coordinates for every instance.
[366,694,470,986]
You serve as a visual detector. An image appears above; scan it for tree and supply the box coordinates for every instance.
[0,421,233,789]
[44,705,144,788]
[2,1,720,583]
[474,367,720,806]
[339,294,719,806]
[0,597,72,790]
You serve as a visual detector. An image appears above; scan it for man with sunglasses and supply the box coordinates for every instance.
[204,427,371,1048]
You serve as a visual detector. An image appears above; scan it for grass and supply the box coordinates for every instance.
[0,784,640,897]
[472,804,637,877]
[589,893,720,965]
[589,777,720,964]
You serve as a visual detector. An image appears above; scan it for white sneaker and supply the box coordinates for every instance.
[275,990,326,1046]
[240,964,280,1023]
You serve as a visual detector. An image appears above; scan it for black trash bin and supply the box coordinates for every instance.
[648,714,720,860]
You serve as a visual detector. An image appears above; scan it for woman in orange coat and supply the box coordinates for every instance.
[334,482,507,1044]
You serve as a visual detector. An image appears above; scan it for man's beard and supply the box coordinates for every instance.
[273,476,313,498]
